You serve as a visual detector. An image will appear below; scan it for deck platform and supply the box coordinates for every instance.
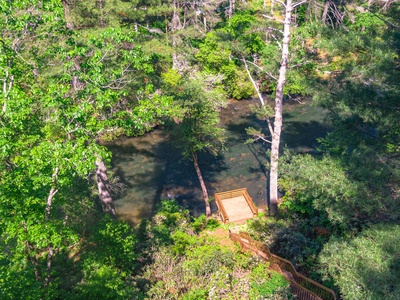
[215,188,258,224]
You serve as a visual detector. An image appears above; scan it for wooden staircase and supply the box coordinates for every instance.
[229,231,336,300]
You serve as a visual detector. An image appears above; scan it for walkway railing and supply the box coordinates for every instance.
[229,231,336,300]
[215,188,258,223]
[214,194,230,223]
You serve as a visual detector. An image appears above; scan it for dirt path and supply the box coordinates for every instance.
[203,227,236,250]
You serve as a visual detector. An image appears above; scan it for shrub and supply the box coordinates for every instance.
[249,263,290,299]
[320,224,400,300]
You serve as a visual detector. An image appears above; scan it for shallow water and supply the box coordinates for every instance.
[107,98,330,224]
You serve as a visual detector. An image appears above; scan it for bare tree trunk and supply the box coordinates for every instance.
[172,0,181,30]
[228,0,235,19]
[98,0,105,28]
[2,67,13,114]
[45,167,59,222]
[95,158,116,216]
[171,0,182,70]
[193,152,211,218]
[269,0,293,215]
[322,1,330,23]
[44,246,54,287]
[242,57,265,106]
[62,0,74,30]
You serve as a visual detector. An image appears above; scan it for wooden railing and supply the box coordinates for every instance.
[230,232,336,300]
[214,188,258,223]
[214,194,230,223]
[242,189,258,216]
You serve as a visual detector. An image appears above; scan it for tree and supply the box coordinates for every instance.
[167,72,227,217]
[320,224,400,300]
[0,1,176,295]
[247,0,307,215]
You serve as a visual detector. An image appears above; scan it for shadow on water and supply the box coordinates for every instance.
[282,103,332,154]
[107,98,331,224]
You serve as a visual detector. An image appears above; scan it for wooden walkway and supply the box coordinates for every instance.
[230,231,337,300]
[215,188,258,224]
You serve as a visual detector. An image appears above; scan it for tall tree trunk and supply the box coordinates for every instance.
[228,0,235,19]
[99,0,105,28]
[45,167,59,222]
[95,158,116,216]
[269,0,293,215]
[193,152,211,217]
[62,0,74,30]
[2,66,13,114]
[322,1,330,24]
[171,0,182,70]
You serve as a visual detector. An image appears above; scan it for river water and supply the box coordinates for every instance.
[107,98,330,224]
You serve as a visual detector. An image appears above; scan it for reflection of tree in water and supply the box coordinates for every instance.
[107,98,331,223]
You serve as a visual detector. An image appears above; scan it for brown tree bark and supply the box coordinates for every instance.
[193,152,211,218]
[95,158,116,216]
[269,0,294,215]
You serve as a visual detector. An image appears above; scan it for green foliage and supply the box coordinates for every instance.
[192,214,220,233]
[3,1,400,299]
[250,263,289,299]
[73,265,138,300]
[196,33,233,72]
[90,217,137,270]
[171,73,227,159]
[196,32,254,99]
[162,68,182,87]
[279,153,358,226]
[181,288,208,300]
[278,149,399,229]
[139,199,292,299]
[248,216,328,273]
[320,224,400,300]
[230,69,255,99]
[348,12,386,35]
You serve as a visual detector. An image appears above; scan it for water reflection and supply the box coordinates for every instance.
[107,98,330,224]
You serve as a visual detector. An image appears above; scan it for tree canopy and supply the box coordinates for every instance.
[0,0,399,299]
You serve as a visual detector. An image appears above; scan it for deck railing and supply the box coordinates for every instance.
[214,188,258,223]
[242,189,258,216]
[230,231,336,300]
[214,194,230,223]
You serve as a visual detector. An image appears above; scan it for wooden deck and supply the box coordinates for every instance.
[214,188,258,224]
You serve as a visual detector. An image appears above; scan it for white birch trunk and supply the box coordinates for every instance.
[269,0,293,215]
[2,67,14,114]
[45,167,59,222]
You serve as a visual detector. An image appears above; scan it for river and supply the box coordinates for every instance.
[107,98,331,224]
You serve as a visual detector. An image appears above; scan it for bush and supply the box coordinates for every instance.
[140,201,293,299]
[320,224,400,300]
[250,263,290,299]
